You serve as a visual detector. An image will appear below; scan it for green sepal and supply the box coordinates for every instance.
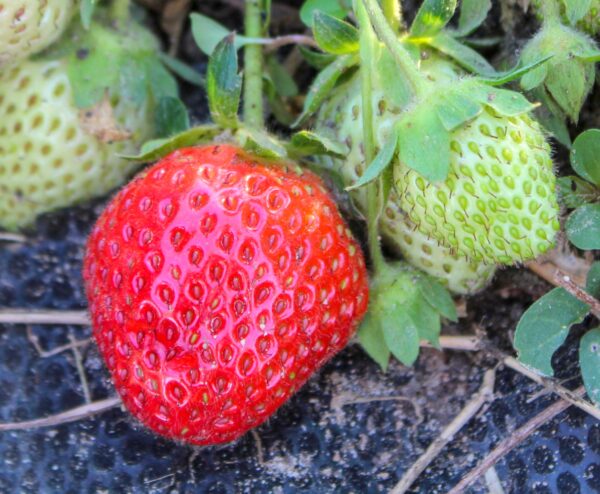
[435,90,482,131]
[265,56,299,98]
[236,127,287,159]
[397,106,450,183]
[482,55,552,87]
[427,32,495,76]
[410,0,458,38]
[346,132,398,190]
[579,328,600,407]
[520,64,548,91]
[545,60,588,123]
[357,312,391,371]
[452,0,491,37]
[564,0,593,25]
[206,34,242,128]
[298,46,337,68]
[190,13,260,56]
[514,287,589,376]
[417,277,458,322]
[293,53,358,127]
[154,97,190,138]
[469,82,537,116]
[557,176,600,209]
[287,131,347,158]
[120,125,222,162]
[300,0,350,27]
[158,52,204,86]
[312,10,359,55]
[80,0,97,29]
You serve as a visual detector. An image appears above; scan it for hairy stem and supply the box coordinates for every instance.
[110,0,131,26]
[382,0,403,32]
[540,0,562,25]
[357,1,386,275]
[243,0,265,129]
[361,0,426,98]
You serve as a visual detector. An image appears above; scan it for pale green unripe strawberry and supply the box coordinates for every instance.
[316,62,498,293]
[0,0,75,66]
[0,58,153,231]
[316,62,559,269]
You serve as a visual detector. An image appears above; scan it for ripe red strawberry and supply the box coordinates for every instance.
[83,144,369,445]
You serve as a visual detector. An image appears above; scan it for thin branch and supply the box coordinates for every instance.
[0,232,27,242]
[0,309,90,325]
[426,335,481,352]
[0,397,121,431]
[263,34,319,51]
[390,369,496,494]
[446,386,585,494]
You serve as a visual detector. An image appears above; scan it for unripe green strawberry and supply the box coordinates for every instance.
[0,58,154,231]
[316,62,559,267]
[0,0,75,66]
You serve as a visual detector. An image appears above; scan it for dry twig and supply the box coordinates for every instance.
[446,387,586,494]
[0,309,90,325]
[390,369,496,494]
[0,397,121,431]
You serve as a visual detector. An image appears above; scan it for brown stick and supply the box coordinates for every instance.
[391,369,496,494]
[0,397,121,431]
[446,386,586,494]
[0,310,90,325]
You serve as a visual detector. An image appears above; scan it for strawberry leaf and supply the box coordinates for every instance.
[121,125,221,162]
[428,32,495,75]
[190,13,257,56]
[454,0,491,37]
[566,203,600,250]
[158,53,204,86]
[586,262,600,299]
[346,132,398,190]
[300,0,351,27]
[579,328,600,407]
[397,106,450,183]
[410,0,458,38]
[358,313,390,371]
[298,46,337,68]
[312,11,359,55]
[557,176,600,209]
[288,131,346,158]
[571,129,600,186]
[514,288,589,376]
[206,34,242,128]
[417,277,457,322]
[293,53,358,126]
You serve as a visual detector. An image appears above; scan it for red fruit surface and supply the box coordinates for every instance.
[83,144,369,445]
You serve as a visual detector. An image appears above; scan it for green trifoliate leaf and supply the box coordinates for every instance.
[428,32,495,76]
[300,0,350,27]
[312,11,359,54]
[80,0,97,30]
[358,313,390,371]
[558,176,600,209]
[579,328,600,407]
[566,204,600,250]
[586,262,600,299]
[121,125,222,162]
[346,132,398,190]
[288,131,346,158]
[155,97,190,138]
[514,288,589,376]
[564,0,593,24]
[435,90,482,131]
[293,53,358,126]
[454,0,491,37]
[397,106,450,183]
[410,0,458,38]
[417,277,458,322]
[571,129,600,186]
[206,34,242,128]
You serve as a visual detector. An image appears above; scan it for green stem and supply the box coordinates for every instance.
[110,0,131,26]
[243,0,265,129]
[362,0,427,98]
[357,1,386,276]
[382,0,403,32]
